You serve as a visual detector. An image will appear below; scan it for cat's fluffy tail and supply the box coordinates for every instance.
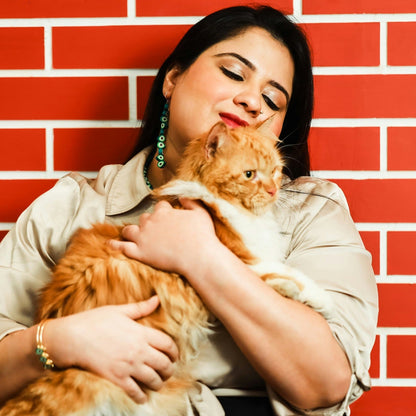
[0,369,138,416]
[0,368,196,416]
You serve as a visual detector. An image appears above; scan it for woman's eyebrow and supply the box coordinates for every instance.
[214,52,255,70]
[214,52,290,103]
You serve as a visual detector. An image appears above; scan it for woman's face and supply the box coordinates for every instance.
[163,27,294,154]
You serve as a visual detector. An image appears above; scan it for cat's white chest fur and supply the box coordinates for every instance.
[159,180,335,320]
[159,180,283,258]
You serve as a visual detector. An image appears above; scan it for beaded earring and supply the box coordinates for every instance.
[155,101,169,168]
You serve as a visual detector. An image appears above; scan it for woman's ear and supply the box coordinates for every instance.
[163,66,182,100]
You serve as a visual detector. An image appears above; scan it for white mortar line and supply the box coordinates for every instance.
[313,66,416,75]
[128,74,138,122]
[376,276,416,284]
[0,120,142,128]
[0,69,158,77]
[380,125,388,172]
[356,223,416,231]
[43,25,52,70]
[127,0,136,19]
[371,379,416,387]
[379,332,387,381]
[379,229,388,278]
[380,20,388,69]
[292,0,303,18]
[45,127,54,172]
[311,118,416,127]
[0,16,202,27]
[311,171,416,179]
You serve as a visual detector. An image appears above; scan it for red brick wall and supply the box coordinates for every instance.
[1,1,415,412]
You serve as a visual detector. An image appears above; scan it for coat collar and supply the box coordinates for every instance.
[105,147,152,216]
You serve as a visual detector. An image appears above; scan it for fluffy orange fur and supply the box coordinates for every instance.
[0,121,283,416]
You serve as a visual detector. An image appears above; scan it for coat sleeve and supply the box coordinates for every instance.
[269,179,378,415]
[0,175,106,339]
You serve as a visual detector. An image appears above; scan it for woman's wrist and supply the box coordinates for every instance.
[35,320,55,370]
[41,316,77,369]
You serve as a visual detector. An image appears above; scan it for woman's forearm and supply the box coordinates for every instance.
[183,243,351,410]
[0,326,43,405]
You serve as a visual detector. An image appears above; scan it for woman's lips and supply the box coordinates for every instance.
[219,113,249,128]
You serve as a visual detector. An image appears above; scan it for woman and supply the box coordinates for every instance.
[0,5,377,415]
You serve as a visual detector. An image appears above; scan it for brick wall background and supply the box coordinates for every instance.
[0,0,415,413]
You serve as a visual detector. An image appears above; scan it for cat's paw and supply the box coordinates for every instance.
[265,277,302,299]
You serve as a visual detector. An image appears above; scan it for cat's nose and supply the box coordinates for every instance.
[267,187,277,196]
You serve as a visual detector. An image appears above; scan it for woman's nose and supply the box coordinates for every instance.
[233,89,262,116]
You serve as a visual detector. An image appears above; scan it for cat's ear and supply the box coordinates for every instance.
[256,114,280,142]
[205,122,228,159]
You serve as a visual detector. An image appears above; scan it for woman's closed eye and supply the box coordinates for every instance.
[220,65,280,111]
[262,94,280,111]
[220,65,244,81]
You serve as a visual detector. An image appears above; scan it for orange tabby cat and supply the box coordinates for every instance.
[0,120,333,416]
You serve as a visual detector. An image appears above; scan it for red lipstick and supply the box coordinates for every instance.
[219,113,249,128]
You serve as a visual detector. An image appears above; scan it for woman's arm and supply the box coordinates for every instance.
[111,199,353,410]
[0,176,179,405]
[0,297,178,406]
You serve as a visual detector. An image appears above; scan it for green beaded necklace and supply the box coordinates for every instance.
[143,101,169,190]
[143,151,153,190]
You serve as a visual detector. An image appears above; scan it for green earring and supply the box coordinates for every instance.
[156,101,169,168]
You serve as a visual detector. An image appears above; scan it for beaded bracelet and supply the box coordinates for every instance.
[35,320,55,370]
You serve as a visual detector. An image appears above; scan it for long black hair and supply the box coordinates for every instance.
[130,5,313,179]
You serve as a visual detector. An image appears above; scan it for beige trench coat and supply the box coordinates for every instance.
[0,148,378,415]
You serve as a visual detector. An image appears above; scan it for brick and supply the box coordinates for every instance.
[314,75,416,118]
[388,127,416,171]
[54,128,139,171]
[377,284,416,327]
[369,335,380,378]
[0,0,126,18]
[53,26,190,69]
[0,27,44,69]
[309,127,379,171]
[387,232,416,275]
[0,230,8,243]
[359,231,380,275]
[303,0,416,14]
[137,76,155,120]
[0,77,128,120]
[0,180,56,222]
[333,179,416,223]
[350,387,416,415]
[136,0,293,16]
[388,22,416,66]
[387,335,416,378]
[302,23,379,67]
[0,129,46,171]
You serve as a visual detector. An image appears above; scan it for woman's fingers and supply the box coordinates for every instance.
[141,325,179,363]
[121,376,149,404]
[121,296,160,320]
[178,197,204,210]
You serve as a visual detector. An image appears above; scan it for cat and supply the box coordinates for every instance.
[0,120,334,416]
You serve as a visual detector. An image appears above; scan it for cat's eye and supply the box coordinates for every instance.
[244,170,256,180]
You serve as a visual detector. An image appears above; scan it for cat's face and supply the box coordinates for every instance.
[198,122,283,214]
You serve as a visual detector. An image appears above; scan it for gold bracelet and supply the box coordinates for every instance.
[35,320,55,370]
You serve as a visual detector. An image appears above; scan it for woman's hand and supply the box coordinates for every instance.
[46,296,178,404]
[109,198,220,277]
